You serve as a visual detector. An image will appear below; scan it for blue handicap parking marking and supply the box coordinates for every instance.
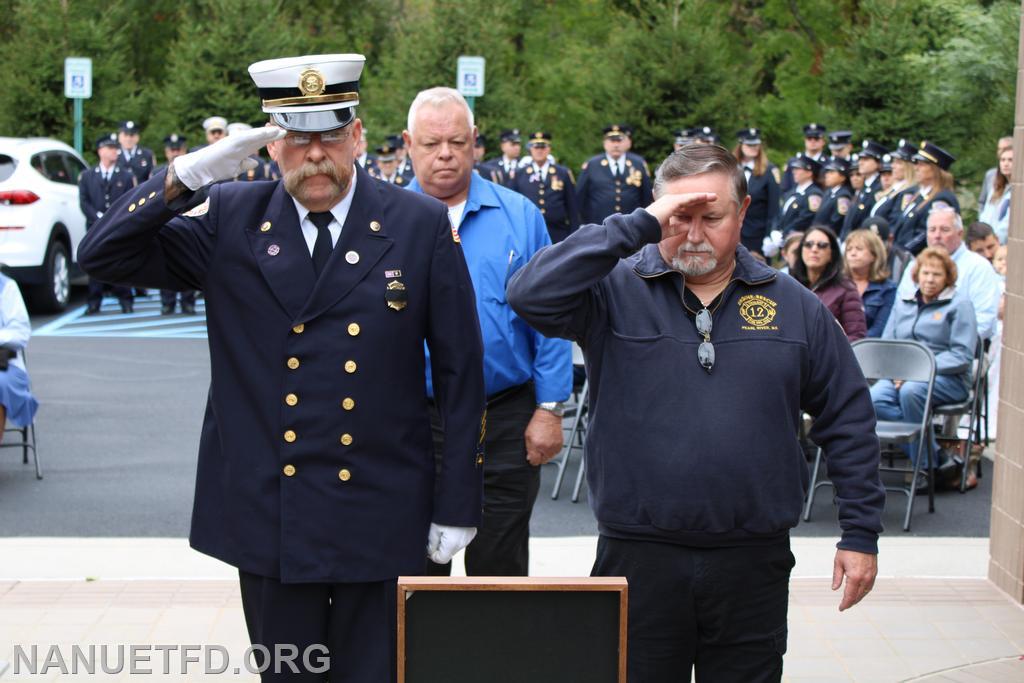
[34,294,208,339]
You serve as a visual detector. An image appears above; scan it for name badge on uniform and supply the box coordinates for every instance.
[550,175,564,192]
[385,280,407,311]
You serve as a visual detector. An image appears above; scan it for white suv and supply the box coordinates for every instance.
[0,137,89,312]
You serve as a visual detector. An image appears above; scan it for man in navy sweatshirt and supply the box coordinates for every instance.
[507,144,885,683]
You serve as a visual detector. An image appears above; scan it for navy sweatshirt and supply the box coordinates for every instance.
[507,209,885,554]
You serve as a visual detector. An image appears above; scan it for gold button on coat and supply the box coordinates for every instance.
[370,220,381,232]
[342,397,355,410]
[338,469,351,482]
[340,433,353,446]
[138,197,146,206]
[284,430,296,443]
[292,324,305,334]
[128,203,137,212]
[283,464,296,477]
[285,393,298,406]
[287,357,300,370]
[347,323,360,336]
[344,360,357,373]
[260,221,272,232]
[148,191,156,199]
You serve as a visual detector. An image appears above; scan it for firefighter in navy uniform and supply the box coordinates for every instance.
[226,122,269,182]
[116,120,156,183]
[892,141,960,254]
[780,122,828,194]
[576,124,653,224]
[513,131,580,243]
[840,139,888,239]
[733,127,780,255]
[153,134,199,315]
[779,153,824,235]
[369,143,408,185]
[814,157,854,235]
[828,130,855,162]
[78,133,136,314]
[77,54,485,682]
[493,129,523,187]
[474,134,504,184]
[388,134,416,184]
[188,116,227,153]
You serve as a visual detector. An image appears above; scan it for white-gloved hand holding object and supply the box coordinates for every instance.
[426,523,477,565]
[762,229,784,259]
[173,126,286,190]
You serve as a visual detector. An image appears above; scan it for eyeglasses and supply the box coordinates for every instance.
[282,130,352,148]
[803,240,831,250]
[695,308,714,374]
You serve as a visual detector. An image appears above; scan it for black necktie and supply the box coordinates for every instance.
[309,211,334,277]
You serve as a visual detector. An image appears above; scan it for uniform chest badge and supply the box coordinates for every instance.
[626,168,643,187]
[550,175,564,192]
[738,294,778,330]
[807,194,822,212]
[386,279,408,311]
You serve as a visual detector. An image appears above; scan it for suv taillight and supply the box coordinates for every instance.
[0,190,40,205]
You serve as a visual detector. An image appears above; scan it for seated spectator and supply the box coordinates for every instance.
[896,206,1001,340]
[967,221,999,262]
[791,225,867,341]
[844,229,896,337]
[872,247,977,486]
[0,274,39,440]
[862,216,912,285]
[778,231,804,274]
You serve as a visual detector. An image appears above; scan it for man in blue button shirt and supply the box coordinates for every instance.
[404,87,573,576]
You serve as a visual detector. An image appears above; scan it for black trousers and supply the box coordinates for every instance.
[427,382,539,576]
[160,289,196,307]
[87,279,132,308]
[238,570,396,682]
[592,535,793,683]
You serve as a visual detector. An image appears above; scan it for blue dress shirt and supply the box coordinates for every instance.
[409,173,573,403]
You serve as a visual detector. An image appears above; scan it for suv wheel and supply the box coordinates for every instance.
[30,239,70,312]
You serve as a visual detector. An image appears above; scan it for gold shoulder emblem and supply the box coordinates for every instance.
[738,294,778,329]
[182,198,210,218]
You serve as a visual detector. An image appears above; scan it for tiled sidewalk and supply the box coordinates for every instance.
[1,577,1022,682]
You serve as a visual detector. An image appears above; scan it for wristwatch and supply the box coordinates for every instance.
[537,401,566,417]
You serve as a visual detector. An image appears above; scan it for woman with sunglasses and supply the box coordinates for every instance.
[791,225,867,341]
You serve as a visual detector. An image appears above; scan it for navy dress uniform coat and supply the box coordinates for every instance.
[77,165,486,584]
[840,175,881,239]
[79,165,137,228]
[814,185,853,236]
[891,186,960,255]
[513,162,580,243]
[779,184,824,235]
[118,147,156,183]
[740,164,781,254]
[576,154,653,224]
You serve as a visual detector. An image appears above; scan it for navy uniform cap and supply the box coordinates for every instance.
[248,54,364,132]
[376,143,397,161]
[892,138,916,161]
[822,157,851,175]
[475,134,487,147]
[859,139,889,160]
[96,133,119,150]
[386,134,405,150]
[913,141,956,171]
[880,153,893,173]
[527,131,551,147]
[737,128,761,144]
[790,153,823,176]
[603,123,627,139]
[119,120,140,134]
[500,129,521,143]
[803,123,826,137]
[163,133,187,149]
[828,130,853,147]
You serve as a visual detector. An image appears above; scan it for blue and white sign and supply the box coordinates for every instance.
[64,57,92,99]
[456,56,485,98]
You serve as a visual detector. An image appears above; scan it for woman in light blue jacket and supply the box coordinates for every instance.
[870,246,977,472]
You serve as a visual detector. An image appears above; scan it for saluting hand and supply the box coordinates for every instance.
[172,126,286,191]
[644,192,718,241]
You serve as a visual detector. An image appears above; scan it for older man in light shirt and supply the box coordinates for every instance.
[897,206,1001,340]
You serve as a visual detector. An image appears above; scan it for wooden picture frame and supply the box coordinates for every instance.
[397,576,627,683]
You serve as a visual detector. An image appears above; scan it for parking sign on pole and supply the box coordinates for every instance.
[456,56,485,111]
[65,57,92,156]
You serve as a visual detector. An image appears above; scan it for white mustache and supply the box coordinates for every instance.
[677,242,713,254]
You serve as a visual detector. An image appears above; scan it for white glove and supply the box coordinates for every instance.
[762,229,784,258]
[173,126,286,190]
[426,523,477,565]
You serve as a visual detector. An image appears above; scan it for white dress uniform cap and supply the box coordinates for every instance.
[248,54,365,132]
[203,116,228,132]
[226,122,253,136]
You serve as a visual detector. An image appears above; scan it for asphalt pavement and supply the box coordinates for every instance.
[0,287,993,539]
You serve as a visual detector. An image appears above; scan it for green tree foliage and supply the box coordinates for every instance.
[0,0,1016,189]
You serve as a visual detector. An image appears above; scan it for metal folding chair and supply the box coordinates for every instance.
[0,348,40,479]
[804,339,936,531]
[932,338,987,493]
